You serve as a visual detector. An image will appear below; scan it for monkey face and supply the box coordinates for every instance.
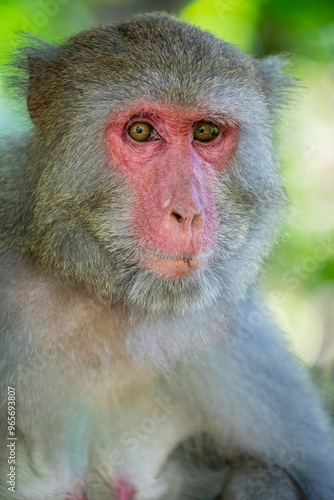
[23,15,288,315]
[105,101,239,281]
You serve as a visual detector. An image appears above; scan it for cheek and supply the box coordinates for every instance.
[196,126,239,170]
[106,134,162,191]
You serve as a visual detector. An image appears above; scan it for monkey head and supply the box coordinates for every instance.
[19,14,291,315]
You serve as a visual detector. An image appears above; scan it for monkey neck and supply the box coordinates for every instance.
[6,252,229,374]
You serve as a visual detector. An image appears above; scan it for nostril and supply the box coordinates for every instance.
[172,211,184,223]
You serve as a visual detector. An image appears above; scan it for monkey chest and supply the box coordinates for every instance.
[79,378,195,498]
[19,371,197,500]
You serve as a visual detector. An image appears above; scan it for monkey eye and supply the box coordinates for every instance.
[193,121,219,142]
[128,122,158,142]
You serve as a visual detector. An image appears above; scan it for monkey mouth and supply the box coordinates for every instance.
[139,253,208,279]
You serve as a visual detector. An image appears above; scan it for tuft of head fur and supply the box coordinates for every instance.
[0,13,294,316]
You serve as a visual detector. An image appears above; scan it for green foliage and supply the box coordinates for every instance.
[180,0,264,52]
[0,0,102,65]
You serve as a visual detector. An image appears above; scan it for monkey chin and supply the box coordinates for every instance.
[140,255,207,279]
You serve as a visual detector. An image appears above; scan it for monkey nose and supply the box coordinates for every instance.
[170,201,202,227]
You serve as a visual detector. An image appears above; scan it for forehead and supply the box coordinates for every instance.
[65,18,259,104]
[63,18,263,122]
[90,68,263,127]
[108,100,231,125]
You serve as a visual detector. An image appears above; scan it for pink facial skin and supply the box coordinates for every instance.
[106,102,239,279]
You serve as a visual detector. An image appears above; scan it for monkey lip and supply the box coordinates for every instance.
[139,254,208,279]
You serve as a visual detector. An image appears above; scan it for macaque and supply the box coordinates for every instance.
[0,13,333,500]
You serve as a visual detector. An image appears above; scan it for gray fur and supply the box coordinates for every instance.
[0,13,333,500]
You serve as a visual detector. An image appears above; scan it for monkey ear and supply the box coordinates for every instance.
[27,55,49,124]
[22,40,60,124]
[254,56,297,112]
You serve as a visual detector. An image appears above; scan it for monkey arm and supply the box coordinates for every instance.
[183,289,334,500]
[220,459,303,500]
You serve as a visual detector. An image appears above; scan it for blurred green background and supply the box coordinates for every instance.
[0,0,333,380]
